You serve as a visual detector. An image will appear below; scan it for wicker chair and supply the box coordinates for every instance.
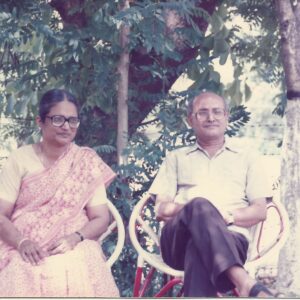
[99,200,125,267]
[129,191,289,297]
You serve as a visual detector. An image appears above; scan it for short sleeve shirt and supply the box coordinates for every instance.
[149,140,273,239]
[0,145,108,207]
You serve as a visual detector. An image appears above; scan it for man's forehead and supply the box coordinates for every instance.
[193,94,225,109]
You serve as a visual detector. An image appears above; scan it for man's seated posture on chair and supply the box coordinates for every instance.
[149,91,275,297]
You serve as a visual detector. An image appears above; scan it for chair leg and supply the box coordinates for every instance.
[133,256,146,297]
[133,266,143,297]
[233,287,240,297]
[139,267,156,296]
[133,256,158,297]
[133,256,184,297]
[154,278,183,297]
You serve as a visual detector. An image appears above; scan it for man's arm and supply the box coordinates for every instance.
[223,197,267,228]
[233,153,272,228]
[150,151,180,222]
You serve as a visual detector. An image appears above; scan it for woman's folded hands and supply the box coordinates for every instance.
[17,232,83,265]
[47,233,82,256]
[17,239,47,265]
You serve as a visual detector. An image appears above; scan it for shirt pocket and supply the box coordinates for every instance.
[177,164,203,187]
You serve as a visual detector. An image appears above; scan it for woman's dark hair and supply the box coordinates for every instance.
[39,89,80,122]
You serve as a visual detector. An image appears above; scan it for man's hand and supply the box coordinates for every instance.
[156,201,184,222]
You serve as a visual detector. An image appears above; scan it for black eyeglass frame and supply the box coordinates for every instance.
[45,115,80,128]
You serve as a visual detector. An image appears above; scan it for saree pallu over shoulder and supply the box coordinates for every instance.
[13,144,115,214]
[0,144,116,271]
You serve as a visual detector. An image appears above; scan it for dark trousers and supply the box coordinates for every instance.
[160,198,249,297]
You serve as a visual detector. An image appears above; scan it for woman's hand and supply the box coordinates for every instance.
[47,233,81,256]
[18,239,47,265]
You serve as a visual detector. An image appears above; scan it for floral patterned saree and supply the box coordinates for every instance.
[0,144,119,297]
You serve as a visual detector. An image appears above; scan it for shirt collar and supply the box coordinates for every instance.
[224,139,240,153]
[186,138,240,155]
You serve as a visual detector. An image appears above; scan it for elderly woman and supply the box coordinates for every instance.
[0,89,119,297]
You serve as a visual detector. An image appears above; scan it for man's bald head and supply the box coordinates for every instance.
[187,92,229,116]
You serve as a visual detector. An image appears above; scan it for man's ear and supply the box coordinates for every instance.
[225,110,230,119]
[187,115,193,127]
[224,111,229,126]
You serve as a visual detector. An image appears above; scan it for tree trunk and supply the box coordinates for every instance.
[276,100,300,296]
[275,0,300,296]
[117,0,130,165]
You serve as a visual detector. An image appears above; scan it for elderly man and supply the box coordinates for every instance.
[149,91,274,297]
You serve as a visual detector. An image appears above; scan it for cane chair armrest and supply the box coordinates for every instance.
[137,215,160,247]
[129,193,184,277]
[99,199,125,268]
[246,199,290,270]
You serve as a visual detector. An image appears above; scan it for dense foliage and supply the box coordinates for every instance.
[0,0,283,296]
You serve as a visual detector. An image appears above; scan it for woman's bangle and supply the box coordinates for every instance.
[17,238,30,250]
[75,231,84,242]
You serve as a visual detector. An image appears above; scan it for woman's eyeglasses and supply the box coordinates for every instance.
[46,115,80,128]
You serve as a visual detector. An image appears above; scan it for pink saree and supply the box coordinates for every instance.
[0,144,120,297]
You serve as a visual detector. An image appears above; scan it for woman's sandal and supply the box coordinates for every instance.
[249,282,275,297]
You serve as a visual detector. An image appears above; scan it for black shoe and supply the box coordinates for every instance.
[249,282,274,297]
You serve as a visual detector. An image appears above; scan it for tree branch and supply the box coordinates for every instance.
[117,0,130,165]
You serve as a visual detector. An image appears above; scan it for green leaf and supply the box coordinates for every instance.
[187,63,201,81]
[216,25,230,39]
[5,94,16,115]
[14,96,30,116]
[211,13,224,33]
[245,83,252,101]
[218,3,228,19]
[30,91,38,106]
[69,38,79,49]
[233,65,243,78]
[219,52,229,65]
[209,70,220,83]
[5,81,18,94]
[31,34,44,57]
[228,79,242,105]
[203,35,214,50]
[214,37,230,53]
[0,12,11,21]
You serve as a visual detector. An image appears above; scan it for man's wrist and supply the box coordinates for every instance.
[226,211,235,226]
